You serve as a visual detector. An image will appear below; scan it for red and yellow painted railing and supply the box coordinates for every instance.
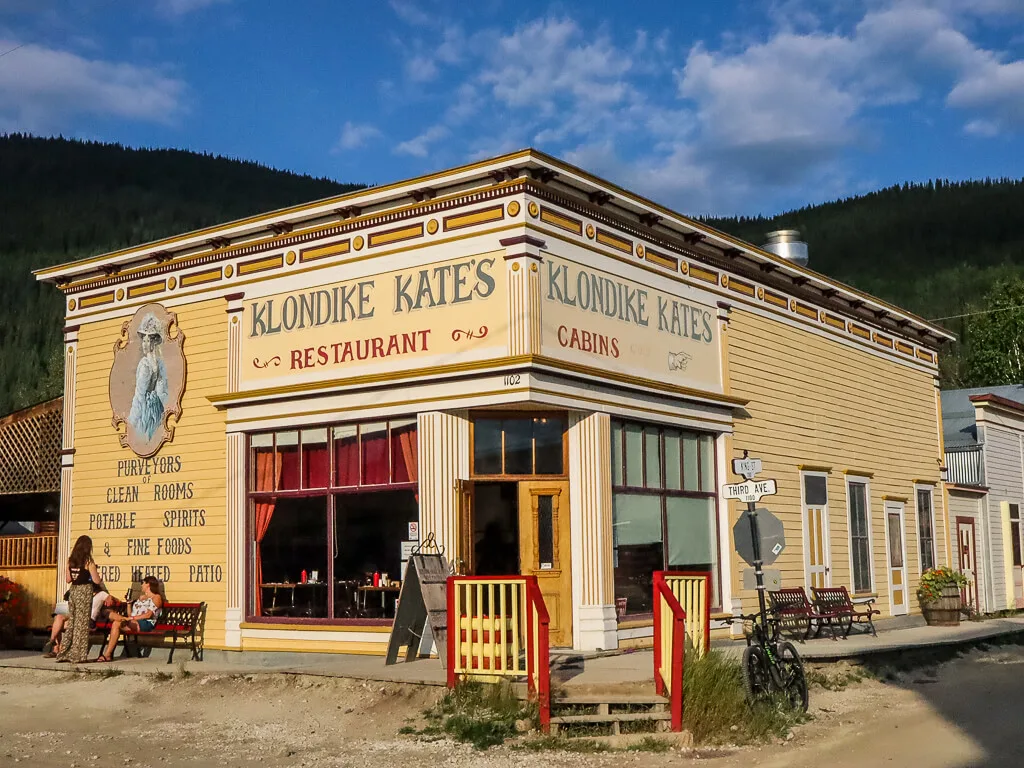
[661,571,711,657]
[0,534,58,630]
[447,575,551,732]
[653,571,686,732]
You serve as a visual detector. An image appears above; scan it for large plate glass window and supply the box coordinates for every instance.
[610,420,718,617]
[248,418,419,624]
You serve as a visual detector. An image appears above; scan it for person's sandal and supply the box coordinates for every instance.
[95,654,111,663]
[43,651,57,659]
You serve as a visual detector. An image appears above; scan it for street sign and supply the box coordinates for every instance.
[743,568,782,591]
[723,478,778,503]
[732,457,763,480]
[733,507,786,567]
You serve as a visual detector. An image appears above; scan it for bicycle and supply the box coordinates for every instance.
[728,611,809,712]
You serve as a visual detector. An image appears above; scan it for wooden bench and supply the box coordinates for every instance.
[768,587,841,641]
[812,586,879,638]
[96,602,205,664]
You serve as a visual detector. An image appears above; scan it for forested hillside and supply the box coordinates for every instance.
[706,178,1024,382]
[2,134,1022,414]
[0,134,357,415]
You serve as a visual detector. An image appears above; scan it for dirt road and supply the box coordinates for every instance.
[1,645,1022,767]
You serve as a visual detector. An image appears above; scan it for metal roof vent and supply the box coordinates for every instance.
[762,230,808,268]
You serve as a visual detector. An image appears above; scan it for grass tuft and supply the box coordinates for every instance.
[682,649,808,745]
[408,680,536,750]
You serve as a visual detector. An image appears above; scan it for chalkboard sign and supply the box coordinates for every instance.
[385,551,450,667]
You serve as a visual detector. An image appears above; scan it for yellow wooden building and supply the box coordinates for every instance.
[35,150,952,653]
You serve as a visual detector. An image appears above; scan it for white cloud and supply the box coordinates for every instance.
[389,0,433,27]
[334,121,382,152]
[156,0,228,16]
[394,124,450,157]
[405,54,439,83]
[948,59,1024,134]
[0,40,186,132]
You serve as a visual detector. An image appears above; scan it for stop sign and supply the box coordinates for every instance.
[733,507,786,567]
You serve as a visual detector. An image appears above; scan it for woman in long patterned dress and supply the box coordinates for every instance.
[55,536,103,664]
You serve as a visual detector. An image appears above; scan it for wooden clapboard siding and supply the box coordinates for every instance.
[947,490,987,612]
[728,308,944,617]
[977,423,1024,605]
[0,566,58,629]
[70,298,228,648]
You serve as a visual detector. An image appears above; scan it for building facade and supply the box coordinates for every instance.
[942,386,1024,614]
[37,150,952,653]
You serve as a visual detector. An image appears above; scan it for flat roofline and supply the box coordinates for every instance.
[970,393,1024,414]
[33,147,954,343]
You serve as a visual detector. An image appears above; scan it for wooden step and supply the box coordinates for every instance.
[550,712,672,724]
[553,694,669,705]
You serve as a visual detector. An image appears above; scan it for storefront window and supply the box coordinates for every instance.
[611,419,718,616]
[249,418,419,623]
[472,416,566,475]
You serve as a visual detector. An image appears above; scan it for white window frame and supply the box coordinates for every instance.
[800,470,832,589]
[845,475,875,594]
[914,484,938,575]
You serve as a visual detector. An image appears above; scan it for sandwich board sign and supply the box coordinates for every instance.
[386,547,450,667]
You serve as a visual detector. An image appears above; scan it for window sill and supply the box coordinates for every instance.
[241,619,393,632]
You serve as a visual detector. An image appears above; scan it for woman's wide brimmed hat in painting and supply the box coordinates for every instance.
[108,303,187,458]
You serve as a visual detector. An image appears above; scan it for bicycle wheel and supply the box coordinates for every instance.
[741,644,771,702]
[776,641,809,712]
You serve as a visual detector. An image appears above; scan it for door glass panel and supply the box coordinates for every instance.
[664,430,681,490]
[645,429,662,489]
[887,512,904,567]
[504,419,533,475]
[804,475,828,506]
[537,495,554,569]
[474,419,503,474]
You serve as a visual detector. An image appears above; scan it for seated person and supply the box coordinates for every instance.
[95,576,163,662]
[44,589,119,658]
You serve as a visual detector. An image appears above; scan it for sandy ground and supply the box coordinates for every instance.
[2,645,1023,768]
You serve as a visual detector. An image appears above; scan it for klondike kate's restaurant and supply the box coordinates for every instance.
[35,150,954,653]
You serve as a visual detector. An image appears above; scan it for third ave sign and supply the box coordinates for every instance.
[722,478,778,504]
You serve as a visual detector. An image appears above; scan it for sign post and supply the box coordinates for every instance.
[725,452,781,625]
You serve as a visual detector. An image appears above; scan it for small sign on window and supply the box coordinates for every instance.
[540,562,553,570]
[408,522,419,541]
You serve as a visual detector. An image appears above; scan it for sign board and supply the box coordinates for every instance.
[723,479,777,504]
[732,457,762,480]
[408,521,419,541]
[385,553,450,667]
[743,568,782,591]
[733,507,786,567]
[399,541,417,578]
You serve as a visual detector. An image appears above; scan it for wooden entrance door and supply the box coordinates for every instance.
[518,480,572,647]
[956,516,979,612]
[885,502,908,616]
[804,503,831,589]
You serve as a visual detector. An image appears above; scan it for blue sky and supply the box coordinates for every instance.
[1,0,1023,216]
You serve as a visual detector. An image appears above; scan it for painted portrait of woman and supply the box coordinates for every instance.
[109,303,186,457]
[127,313,170,440]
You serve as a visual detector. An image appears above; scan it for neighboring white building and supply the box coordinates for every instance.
[942,386,1024,614]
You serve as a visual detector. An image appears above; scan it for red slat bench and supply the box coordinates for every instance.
[768,587,841,641]
[812,586,879,638]
[95,602,205,664]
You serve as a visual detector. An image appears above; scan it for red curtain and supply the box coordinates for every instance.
[335,433,358,486]
[395,425,419,501]
[363,430,389,485]
[253,449,281,616]
[303,444,330,488]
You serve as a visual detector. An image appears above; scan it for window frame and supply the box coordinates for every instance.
[915,484,937,575]
[1009,503,1022,568]
[245,416,419,627]
[469,411,569,479]
[609,419,721,616]
[845,476,874,595]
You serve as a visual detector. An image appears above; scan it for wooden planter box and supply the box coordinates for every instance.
[922,584,962,627]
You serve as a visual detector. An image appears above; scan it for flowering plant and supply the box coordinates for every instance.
[917,566,968,604]
[0,575,29,628]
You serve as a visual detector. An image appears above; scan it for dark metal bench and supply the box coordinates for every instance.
[812,586,879,638]
[96,601,205,663]
[768,587,841,641]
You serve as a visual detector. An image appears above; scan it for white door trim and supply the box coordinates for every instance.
[884,500,909,617]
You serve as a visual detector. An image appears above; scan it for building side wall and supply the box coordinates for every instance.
[70,298,229,648]
[978,422,1024,608]
[727,307,944,616]
[946,490,987,613]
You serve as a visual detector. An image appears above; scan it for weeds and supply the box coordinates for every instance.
[412,680,536,749]
[682,650,808,745]
[153,671,173,682]
[513,736,612,753]
[805,666,865,691]
[96,667,123,679]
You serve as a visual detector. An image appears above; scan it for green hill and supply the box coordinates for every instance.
[0,134,359,415]
[2,134,1022,414]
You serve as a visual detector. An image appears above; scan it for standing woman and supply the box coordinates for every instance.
[55,535,102,664]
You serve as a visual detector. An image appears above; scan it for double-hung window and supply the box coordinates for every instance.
[846,479,872,593]
[917,487,936,572]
